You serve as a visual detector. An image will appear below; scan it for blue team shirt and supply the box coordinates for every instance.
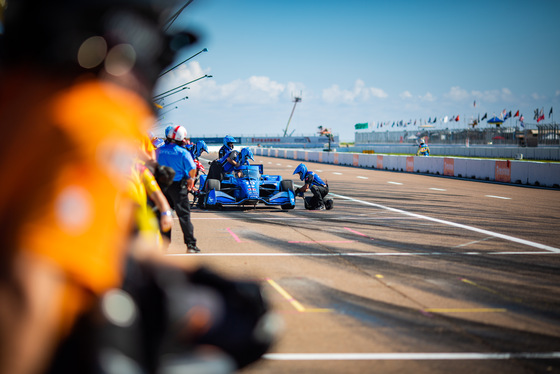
[218,150,239,173]
[304,171,326,187]
[218,144,233,159]
[156,142,196,181]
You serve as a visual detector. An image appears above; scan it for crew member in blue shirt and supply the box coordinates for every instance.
[156,125,200,253]
[293,163,329,210]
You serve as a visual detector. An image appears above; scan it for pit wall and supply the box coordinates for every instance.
[252,148,560,188]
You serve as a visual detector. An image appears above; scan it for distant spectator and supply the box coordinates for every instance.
[416,141,430,156]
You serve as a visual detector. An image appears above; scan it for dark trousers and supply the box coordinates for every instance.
[162,180,196,246]
[207,160,224,181]
[310,184,329,208]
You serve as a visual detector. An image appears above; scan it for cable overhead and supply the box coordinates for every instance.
[163,0,195,31]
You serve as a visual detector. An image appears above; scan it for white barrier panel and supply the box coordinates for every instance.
[511,161,530,184]
[453,158,468,178]
[527,163,560,186]
[251,148,559,188]
[339,153,354,166]
[360,153,375,168]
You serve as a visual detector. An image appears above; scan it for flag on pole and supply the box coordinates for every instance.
[520,115,524,128]
[481,113,487,121]
[455,115,460,122]
[354,123,368,130]
[514,110,519,117]
[550,107,554,118]
[473,100,476,107]
[537,108,545,123]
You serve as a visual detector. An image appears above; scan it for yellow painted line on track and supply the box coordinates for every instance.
[461,278,523,302]
[266,278,306,312]
[424,308,506,313]
[266,278,331,313]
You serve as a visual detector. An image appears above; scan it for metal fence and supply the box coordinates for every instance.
[537,124,560,146]
[355,123,559,147]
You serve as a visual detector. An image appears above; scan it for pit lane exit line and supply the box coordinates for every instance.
[327,192,560,253]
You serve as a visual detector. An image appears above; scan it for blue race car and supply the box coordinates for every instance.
[199,163,296,209]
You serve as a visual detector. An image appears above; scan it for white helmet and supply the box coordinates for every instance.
[168,125,188,141]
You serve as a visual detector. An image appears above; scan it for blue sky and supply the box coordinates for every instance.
[153,0,560,142]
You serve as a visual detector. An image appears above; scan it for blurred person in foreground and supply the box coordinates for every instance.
[0,1,276,374]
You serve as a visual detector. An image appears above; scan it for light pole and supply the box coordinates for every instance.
[283,95,302,137]
[152,74,213,100]
[163,96,189,108]
[158,48,208,77]
[157,106,178,120]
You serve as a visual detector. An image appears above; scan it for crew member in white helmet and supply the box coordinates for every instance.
[156,125,201,253]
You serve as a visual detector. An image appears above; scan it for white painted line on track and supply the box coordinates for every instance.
[357,176,368,179]
[264,352,560,361]
[192,217,310,220]
[328,192,560,253]
[316,169,323,172]
[429,188,447,191]
[485,195,511,200]
[454,237,494,248]
[167,251,557,257]
[191,216,419,221]
[388,181,403,185]
[332,172,342,175]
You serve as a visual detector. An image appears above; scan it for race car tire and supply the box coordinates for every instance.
[206,178,221,192]
[280,180,295,209]
[280,179,294,192]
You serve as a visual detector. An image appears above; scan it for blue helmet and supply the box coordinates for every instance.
[239,148,254,165]
[194,140,209,158]
[223,135,237,147]
[164,125,174,139]
[293,163,307,181]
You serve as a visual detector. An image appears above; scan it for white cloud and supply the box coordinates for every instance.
[444,86,470,101]
[322,80,387,104]
[156,62,293,105]
[400,91,413,99]
[470,88,515,103]
[419,92,435,102]
[370,87,388,99]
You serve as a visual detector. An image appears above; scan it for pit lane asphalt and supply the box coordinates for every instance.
[165,153,560,374]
